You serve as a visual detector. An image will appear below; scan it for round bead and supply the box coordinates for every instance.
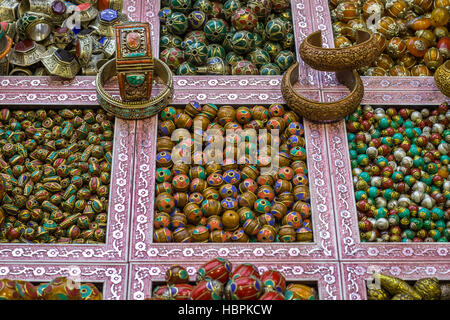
[204,18,228,43]
[166,12,188,35]
[188,10,207,29]
[231,7,258,31]
[185,41,208,66]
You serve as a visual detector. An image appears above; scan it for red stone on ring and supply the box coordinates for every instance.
[15,39,34,52]
[126,32,140,50]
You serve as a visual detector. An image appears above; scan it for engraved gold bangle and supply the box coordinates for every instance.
[281,62,364,123]
[434,60,450,98]
[96,58,173,119]
[299,30,381,71]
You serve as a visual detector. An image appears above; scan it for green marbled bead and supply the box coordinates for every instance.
[263,41,282,60]
[230,30,255,54]
[160,34,183,50]
[265,18,288,41]
[193,0,213,15]
[169,0,192,13]
[207,44,226,59]
[259,63,281,75]
[275,50,295,71]
[223,0,241,20]
[176,62,197,75]
[281,32,295,50]
[166,12,188,35]
[246,48,271,68]
[225,52,243,65]
[185,41,208,66]
[204,18,228,43]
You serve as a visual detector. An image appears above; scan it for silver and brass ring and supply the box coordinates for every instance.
[17,12,53,42]
[9,40,46,66]
[41,46,80,78]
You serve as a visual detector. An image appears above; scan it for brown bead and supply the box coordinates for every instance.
[374,32,388,51]
[386,0,410,18]
[387,37,407,58]
[332,21,349,35]
[412,0,433,14]
[398,52,417,68]
[243,218,261,235]
[173,227,192,242]
[271,201,287,220]
[171,213,187,229]
[190,178,207,193]
[156,192,175,213]
[377,16,400,39]
[335,1,361,22]
[434,26,449,39]
[411,63,432,75]
[174,113,192,129]
[374,53,395,70]
[172,163,190,176]
[406,36,430,57]
[158,120,176,136]
[191,226,209,242]
[283,111,300,123]
[222,210,240,231]
[231,228,249,242]
[202,187,220,200]
[240,166,259,180]
[237,206,254,223]
[217,106,236,125]
[193,113,211,131]
[407,16,432,30]
[205,163,222,175]
[184,203,202,225]
[415,29,436,45]
[206,215,223,231]
[210,229,227,242]
[258,225,277,242]
[201,104,218,120]
[278,225,296,242]
[154,227,172,242]
[389,64,411,75]
[238,191,257,207]
[365,66,388,76]
[296,228,313,242]
[431,7,450,26]
[424,47,444,70]
[165,265,190,284]
[362,0,385,18]
[395,18,410,35]
[201,199,221,216]
[436,36,450,58]
[185,102,202,117]
[157,136,175,152]
[276,192,295,208]
[174,192,189,208]
[434,0,450,8]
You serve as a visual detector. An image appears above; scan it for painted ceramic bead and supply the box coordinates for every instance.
[188,10,207,29]
[160,47,185,72]
[169,0,192,13]
[223,0,242,20]
[423,47,443,70]
[285,284,317,300]
[210,229,227,242]
[259,63,281,75]
[166,265,190,284]
[197,258,232,283]
[335,1,361,22]
[362,0,385,18]
[225,275,263,300]
[154,227,172,242]
[231,228,249,241]
[231,7,258,32]
[246,48,271,69]
[431,7,450,26]
[274,50,295,71]
[261,270,286,293]
[173,227,192,242]
[389,64,411,75]
[231,31,256,54]
[278,224,296,242]
[191,279,224,300]
[166,12,188,35]
[257,225,276,242]
[191,225,210,242]
[204,18,228,43]
[160,34,183,50]
[222,209,240,230]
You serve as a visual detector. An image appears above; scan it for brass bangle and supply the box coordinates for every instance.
[434,60,450,98]
[281,62,363,123]
[9,67,33,76]
[299,30,381,71]
[96,58,173,119]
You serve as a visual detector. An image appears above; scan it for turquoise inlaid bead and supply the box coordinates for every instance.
[368,186,379,198]
[359,172,370,183]
[355,190,367,201]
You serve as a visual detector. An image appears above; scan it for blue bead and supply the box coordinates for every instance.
[100,9,118,22]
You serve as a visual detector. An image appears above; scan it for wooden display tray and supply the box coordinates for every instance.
[0,108,136,263]
[0,262,129,299]
[341,261,450,300]
[129,100,339,262]
[128,261,342,300]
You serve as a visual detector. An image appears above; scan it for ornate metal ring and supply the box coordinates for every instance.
[299,30,381,71]
[434,60,450,98]
[17,11,53,42]
[9,39,45,66]
[40,46,80,78]
[96,58,173,119]
[281,62,364,123]
[115,22,154,102]
[0,0,20,22]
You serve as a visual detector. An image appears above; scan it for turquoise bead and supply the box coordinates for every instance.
[355,190,367,201]
[437,237,448,242]
[351,160,358,169]
[392,171,404,182]
[410,218,423,230]
[368,186,378,198]
[376,157,388,167]
[404,175,414,186]
[359,172,370,183]
[418,208,431,219]
[376,207,387,219]
[409,144,420,156]
[436,220,446,232]
[402,229,415,239]
[381,137,392,146]
[348,133,355,141]
[398,208,410,219]
[379,117,389,129]
[383,188,394,200]
[357,154,368,165]
[349,149,357,159]
[392,132,403,144]
[404,120,413,128]
[431,208,445,220]
[405,128,414,138]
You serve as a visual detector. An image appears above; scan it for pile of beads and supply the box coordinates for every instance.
[367,273,450,300]
[0,277,102,300]
[154,102,313,243]
[329,0,449,76]
[347,102,449,242]
[158,0,296,75]
[150,258,318,300]
[0,108,114,244]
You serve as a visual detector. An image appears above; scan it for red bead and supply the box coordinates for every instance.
[398,108,409,119]
[231,263,260,280]
[196,258,232,284]
[370,138,381,148]
[360,120,371,131]
[413,237,423,242]
[225,275,263,300]
[382,166,394,177]
[385,127,395,136]
[260,270,286,293]
[259,291,285,300]
[191,280,223,300]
